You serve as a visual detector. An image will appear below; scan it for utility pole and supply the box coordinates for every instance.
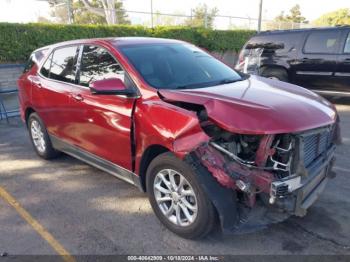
[190,8,193,27]
[204,4,208,28]
[257,0,263,32]
[66,0,73,24]
[150,0,154,28]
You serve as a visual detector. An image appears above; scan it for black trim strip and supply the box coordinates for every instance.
[50,135,143,191]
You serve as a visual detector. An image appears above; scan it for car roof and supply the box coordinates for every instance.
[257,25,350,36]
[108,37,185,46]
[33,37,185,53]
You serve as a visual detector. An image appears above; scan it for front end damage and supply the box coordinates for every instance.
[184,119,340,234]
[158,87,340,234]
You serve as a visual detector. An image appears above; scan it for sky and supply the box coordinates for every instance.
[0,0,349,24]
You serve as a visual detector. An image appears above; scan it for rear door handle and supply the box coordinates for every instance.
[32,80,42,88]
[301,57,309,62]
[72,94,84,102]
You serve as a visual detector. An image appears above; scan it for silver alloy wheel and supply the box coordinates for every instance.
[153,169,198,227]
[30,120,46,153]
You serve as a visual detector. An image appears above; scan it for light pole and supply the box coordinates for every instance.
[150,0,154,28]
[257,0,263,32]
[66,0,72,24]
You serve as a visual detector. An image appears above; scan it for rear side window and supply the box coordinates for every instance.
[49,46,79,83]
[304,31,340,54]
[344,32,350,53]
[79,45,125,87]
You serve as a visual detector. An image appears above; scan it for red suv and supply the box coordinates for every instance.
[18,37,340,239]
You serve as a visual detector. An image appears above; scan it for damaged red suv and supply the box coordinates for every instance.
[18,37,341,239]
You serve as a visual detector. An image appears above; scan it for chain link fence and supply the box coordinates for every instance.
[47,3,319,31]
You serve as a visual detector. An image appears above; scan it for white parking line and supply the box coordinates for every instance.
[333,166,349,173]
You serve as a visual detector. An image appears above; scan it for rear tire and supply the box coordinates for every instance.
[28,113,60,160]
[146,152,216,239]
[261,67,289,82]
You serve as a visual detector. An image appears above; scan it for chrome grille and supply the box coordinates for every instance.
[303,127,334,168]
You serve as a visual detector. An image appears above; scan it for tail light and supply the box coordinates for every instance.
[235,49,247,72]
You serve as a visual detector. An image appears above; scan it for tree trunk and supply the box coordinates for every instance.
[81,0,117,25]
[106,0,117,24]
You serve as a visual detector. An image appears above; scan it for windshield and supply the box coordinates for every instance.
[119,43,242,90]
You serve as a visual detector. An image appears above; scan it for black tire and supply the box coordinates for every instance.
[28,113,60,159]
[146,152,216,239]
[261,67,289,82]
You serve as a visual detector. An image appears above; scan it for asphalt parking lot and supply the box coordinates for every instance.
[0,99,350,258]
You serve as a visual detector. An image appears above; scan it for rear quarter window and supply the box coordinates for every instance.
[23,55,35,73]
[23,48,49,73]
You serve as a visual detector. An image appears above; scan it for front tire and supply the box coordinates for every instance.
[146,152,216,239]
[28,113,60,159]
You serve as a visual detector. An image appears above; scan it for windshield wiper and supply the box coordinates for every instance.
[172,78,243,90]
[218,78,241,85]
[174,85,189,90]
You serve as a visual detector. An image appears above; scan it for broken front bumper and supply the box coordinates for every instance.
[186,141,336,235]
[272,144,336,217]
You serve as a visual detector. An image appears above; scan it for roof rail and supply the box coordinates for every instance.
[259,25,349,34]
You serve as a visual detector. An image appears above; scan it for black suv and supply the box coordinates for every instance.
[236,26,350,96]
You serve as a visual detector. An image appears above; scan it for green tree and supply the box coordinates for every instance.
[80,0,129,24]
[46,0,130,24]
[185,4,218,28]
[153,11,186,26]
[275,11,287,22]
[37,16,52,23]
[274,4,308,24]
[314,8,350,26]
[286,4,308,23]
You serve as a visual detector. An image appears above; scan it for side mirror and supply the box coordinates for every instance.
[89,78,135,96]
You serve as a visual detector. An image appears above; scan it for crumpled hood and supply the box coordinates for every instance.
[158,75,337,134]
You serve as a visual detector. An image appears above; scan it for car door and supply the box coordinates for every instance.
[293,30,341,91]
[334,30,350,92]
[31,45,80,139]
[68,44,137,170]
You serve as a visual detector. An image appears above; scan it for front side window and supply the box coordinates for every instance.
[49,46,79,83]
[304,31,340,54]
[119,43,242,90]
[344,32,350,53]
[79,45,125,87]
